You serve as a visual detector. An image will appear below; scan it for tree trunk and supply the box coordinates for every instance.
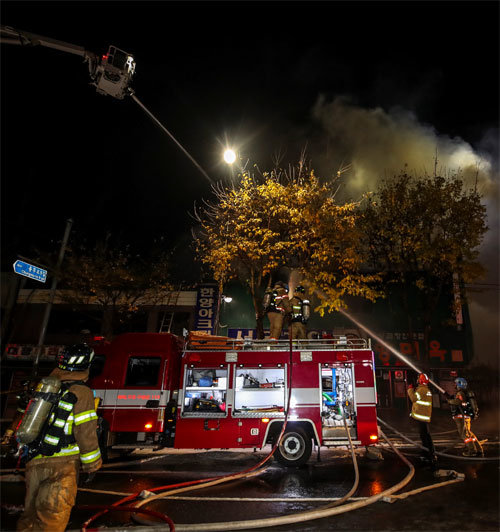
[101,307,114,339]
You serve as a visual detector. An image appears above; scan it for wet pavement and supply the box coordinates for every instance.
[1,407,498,531]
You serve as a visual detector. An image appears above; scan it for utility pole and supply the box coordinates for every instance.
[33,218,73,375]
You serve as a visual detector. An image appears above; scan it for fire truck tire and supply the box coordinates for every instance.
[275,428,312,467]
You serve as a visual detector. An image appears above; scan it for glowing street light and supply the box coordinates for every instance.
[223,148,237,164]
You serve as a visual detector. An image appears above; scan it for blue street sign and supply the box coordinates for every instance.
[13,260,48,283]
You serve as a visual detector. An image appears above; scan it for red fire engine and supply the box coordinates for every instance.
[89,332,379,466]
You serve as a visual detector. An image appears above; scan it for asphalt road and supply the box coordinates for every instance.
[1,409,499,531]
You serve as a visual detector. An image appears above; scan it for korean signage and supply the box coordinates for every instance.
[13,259,47,283]
[227,328,467,367]
[193,283,219,335]
[373,331,465,367]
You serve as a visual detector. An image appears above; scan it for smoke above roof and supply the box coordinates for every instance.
[309,96,499,367]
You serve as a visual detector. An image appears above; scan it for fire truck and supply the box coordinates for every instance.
[89,332,379,466]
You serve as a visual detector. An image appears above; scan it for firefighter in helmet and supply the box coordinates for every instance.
[263,281,290,340]
[447,377,482,457]
[407,373,438,471]
[17,344,102,532]
[288,285,311,339]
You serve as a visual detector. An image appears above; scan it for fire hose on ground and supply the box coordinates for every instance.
[79,333,299,530]
[377,417,500,462]
[71,428,411,532]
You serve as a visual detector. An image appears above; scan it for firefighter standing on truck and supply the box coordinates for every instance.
[447,377,482,457]
[288,285,310,339]
[263,281,290,340]
[407,373,438,472]
[17,344,102,532]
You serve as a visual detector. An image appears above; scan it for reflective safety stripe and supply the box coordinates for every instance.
[53,418,66,428]
[59,400,74,411]
[43,434,60,445]
[416,400,432,406]
[33,444,80,461]
[80,448,101,464]
[412,412,431,421]
[74,410,98,425]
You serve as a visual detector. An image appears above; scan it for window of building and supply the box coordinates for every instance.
[183,367,228,416]
[233,368,285,415]
[125,357,161,387]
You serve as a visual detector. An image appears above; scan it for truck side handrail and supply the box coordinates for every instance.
[187,335,371,351]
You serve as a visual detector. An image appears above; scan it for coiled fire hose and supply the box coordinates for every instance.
[130,404,361,528]
[79,428,412,531]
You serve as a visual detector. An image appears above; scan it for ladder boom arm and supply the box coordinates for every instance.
[1,25,96,61]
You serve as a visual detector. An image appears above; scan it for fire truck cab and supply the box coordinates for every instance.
[90,333,379,466]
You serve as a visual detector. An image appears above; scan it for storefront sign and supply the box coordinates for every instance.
[193,283,219,335]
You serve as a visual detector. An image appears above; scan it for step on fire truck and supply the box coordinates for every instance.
[89,332,379,466]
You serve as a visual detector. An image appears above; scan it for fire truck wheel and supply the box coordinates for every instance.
[275,428,312,467]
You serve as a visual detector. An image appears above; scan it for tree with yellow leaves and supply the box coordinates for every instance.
[193,163,381,337]
[361,171,487,361]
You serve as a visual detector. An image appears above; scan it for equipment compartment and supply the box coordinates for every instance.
[233,367,285,415]
[182,366,228,416]
[321,365,357,440]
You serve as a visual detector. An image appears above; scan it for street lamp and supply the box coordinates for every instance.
[223,148,237,165]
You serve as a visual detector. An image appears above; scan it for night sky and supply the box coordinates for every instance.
[1,1,499,360]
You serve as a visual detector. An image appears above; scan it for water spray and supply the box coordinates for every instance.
[130,91,214,185]
[338,308,446,394]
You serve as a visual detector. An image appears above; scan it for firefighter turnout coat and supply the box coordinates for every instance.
[17,368,102,532]
[407,384,433,422]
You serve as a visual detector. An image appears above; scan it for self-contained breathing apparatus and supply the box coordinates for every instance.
[263,282,288,313]
[16,377,86,462]
[450,389,479,419]
[15,343,96,463]
[290,286,311,324]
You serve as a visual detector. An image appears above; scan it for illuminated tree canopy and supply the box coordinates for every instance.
[193,165,381,337]
[361,171,488,359]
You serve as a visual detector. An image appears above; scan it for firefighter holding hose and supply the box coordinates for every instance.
[447,377,482,457]
[407,373,438,472]
[16,344,102,532]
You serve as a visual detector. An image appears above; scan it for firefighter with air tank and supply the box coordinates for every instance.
[447,377,482,457]
[16,344,102,532]
[263,281,291,340]
[288,285,311,339]
[407,373,438,472]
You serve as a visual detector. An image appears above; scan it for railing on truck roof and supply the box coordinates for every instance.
[187,334,371,351]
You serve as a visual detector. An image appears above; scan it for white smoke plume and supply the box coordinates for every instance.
[310,96,499,366]
[311,96,497,199]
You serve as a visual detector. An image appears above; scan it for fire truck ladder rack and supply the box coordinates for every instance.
[187,335,371,351]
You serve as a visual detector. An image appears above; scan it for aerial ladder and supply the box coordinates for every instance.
[1,25,136,100]
[1,25,212,182]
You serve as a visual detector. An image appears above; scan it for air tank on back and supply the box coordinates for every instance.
[16,376,61,444]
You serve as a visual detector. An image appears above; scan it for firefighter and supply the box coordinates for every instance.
[288,285,311,339]
[263,281,290,340]
[447,377,482,457]
[407,373,437,471]
[17,344,102,532]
